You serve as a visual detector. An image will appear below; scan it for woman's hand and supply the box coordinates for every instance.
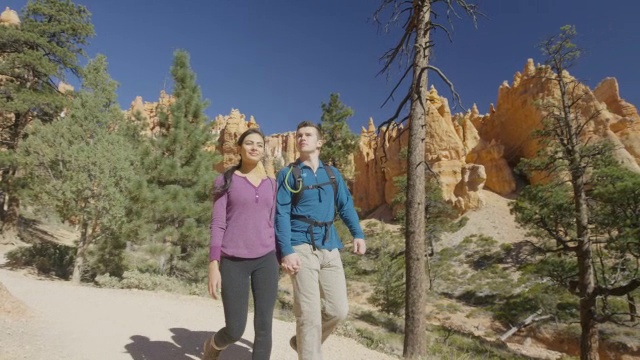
[207,261,222,300]
[281,253,301,275]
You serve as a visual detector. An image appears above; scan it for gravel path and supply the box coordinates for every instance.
[0,265,397,360]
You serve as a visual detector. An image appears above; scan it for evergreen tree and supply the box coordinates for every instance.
[590,162,640,323]
[0,0,94,231]
[511,26,640,360]
[135,50,218,282]
[17,55,137,284]
[319,93,358,176]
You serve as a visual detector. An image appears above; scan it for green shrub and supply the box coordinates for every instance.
[95,270,206,296]
[368,252,405,315]
[94,273,124,288]
[335,321,402,356]
[429,325,532,360]
[5,242,75,279]
[361,221,406,315]
[357,310,404,333]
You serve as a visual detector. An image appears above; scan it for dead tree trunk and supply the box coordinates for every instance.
[403,2,431,358]
[499,310,552,342]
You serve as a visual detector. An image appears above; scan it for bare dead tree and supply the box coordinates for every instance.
[372,1,480,358]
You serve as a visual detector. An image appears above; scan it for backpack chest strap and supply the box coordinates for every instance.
[288,163,339,208]
[302,180,334,191]
[291,214,333,250]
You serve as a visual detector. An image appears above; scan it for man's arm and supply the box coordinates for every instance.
[275,168,294,257]
[275,168,302,273]
[333,168,366,254]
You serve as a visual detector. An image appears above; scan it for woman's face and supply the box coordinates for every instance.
[239,133,265,164]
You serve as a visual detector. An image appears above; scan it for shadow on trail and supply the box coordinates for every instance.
[124,328,253,360]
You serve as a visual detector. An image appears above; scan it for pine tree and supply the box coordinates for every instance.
[319,93,358,176]
[135,50,218,281]
[591,163,640,323]
[0,0,94,231]
[512,26,640,360]
[17,55,137,283]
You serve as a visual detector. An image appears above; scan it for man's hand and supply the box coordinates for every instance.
[207,261,222,300]
[353,238,366,255]
[281,253,301,275]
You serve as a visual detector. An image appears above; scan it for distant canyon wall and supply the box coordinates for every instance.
[474,59,640,182]
[126,59,640,217]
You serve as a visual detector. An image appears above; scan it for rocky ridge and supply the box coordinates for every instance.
[126,59,640,218]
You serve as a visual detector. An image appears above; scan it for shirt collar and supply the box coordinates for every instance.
[297,159,325,170]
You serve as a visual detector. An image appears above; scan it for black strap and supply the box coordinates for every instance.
[323,165,338,204]
[288,163,339,250]
[289,163,338,207]
[292,214,333,250]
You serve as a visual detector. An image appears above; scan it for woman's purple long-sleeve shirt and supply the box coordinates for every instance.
[209,173,276,261]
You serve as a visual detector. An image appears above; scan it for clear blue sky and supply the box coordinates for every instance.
[6,0,640,136]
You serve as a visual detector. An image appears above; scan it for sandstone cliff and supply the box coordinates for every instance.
[125,97,284,177]
[0,7,19,27]
[126,91,175,137]
[474,59,640,181]
[126,59,640,218]
[352,87,501,216]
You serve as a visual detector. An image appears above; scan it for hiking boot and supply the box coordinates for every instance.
[202,336,222,360]
[289,336,297,352]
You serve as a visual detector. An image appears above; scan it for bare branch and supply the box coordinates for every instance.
[427,64,463,110]
[381,64,413,108]
[378,91,411,132]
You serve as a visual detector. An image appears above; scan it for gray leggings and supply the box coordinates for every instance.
[213,251,279,360]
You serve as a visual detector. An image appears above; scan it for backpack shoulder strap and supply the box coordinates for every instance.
[288,163,303,207]
[288,163,339,208]
[324,165,339,206]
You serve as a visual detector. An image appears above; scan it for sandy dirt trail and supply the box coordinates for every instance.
[0,263,397,360]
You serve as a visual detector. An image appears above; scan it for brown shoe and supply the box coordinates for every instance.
[202,336,222,360]
[289,336,297,352]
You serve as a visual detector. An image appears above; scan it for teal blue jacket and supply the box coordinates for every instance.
[275,160,364,257]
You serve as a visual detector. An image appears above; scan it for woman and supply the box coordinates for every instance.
[203,128,278,360]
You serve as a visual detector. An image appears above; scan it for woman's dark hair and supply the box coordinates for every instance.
[213,128,265,196]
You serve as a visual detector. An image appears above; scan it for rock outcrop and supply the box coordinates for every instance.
[125,95,278,176]
[211,109,259,173]
[126,59,640,218]
[594,77,640,166]
[454,104,516,195]
[352,87,495,216]
[0,7,20,27]
[474,59,640,181]
[210,109,297,177]
[125,91,175,136]
[352,119,388,216]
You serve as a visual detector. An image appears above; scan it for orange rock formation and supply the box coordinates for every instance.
[126,91,175,136]
[0,7,20,27]
[352,87,497,216]
[474,59,640,181]
[127,59,640,218]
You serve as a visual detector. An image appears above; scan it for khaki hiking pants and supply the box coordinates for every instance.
[291,244,349,360]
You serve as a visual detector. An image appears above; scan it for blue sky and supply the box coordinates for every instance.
[6,0,640,136]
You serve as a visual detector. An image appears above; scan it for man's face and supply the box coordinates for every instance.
[296,126,322,153]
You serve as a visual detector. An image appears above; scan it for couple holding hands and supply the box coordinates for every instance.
[203,121,366,360]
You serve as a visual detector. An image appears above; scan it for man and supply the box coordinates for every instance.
[275,121,366,360]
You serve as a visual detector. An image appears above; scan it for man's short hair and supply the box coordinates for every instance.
[296,121,323,140]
